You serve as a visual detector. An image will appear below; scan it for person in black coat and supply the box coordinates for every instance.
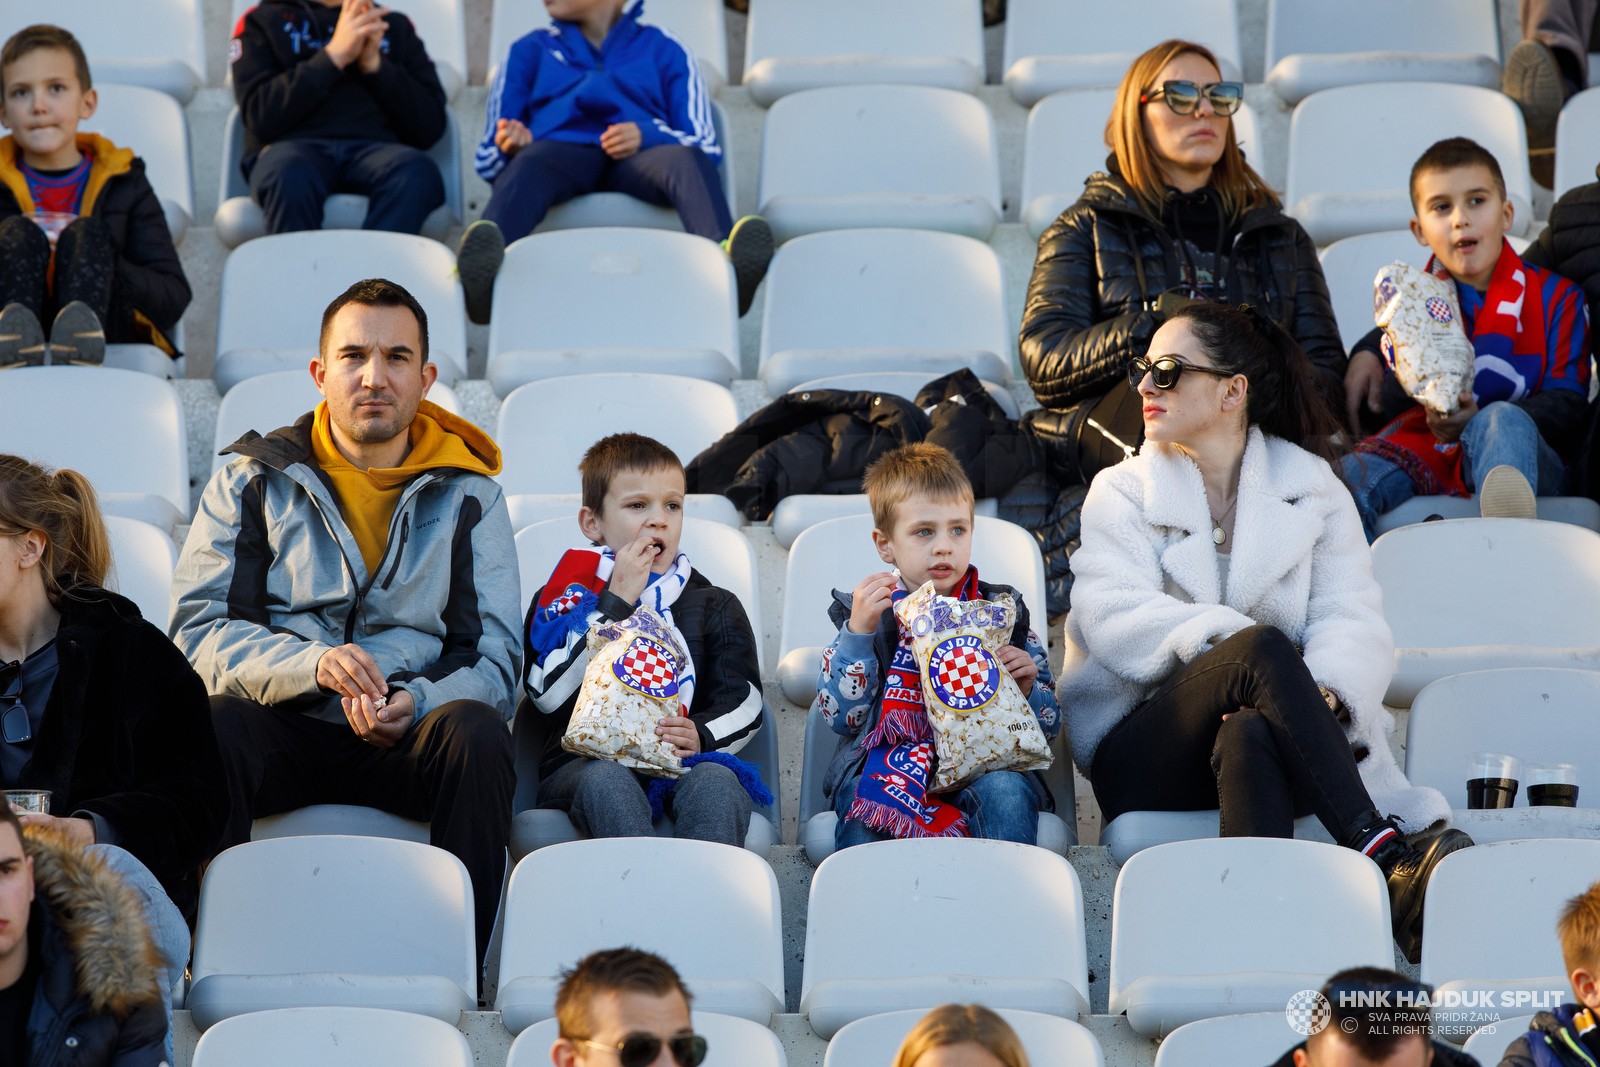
[1269,968,1481,1067]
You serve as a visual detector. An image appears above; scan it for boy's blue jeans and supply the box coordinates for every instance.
[833,769,1040,849]
[1340,400,1567,542]
[247,139,446,235]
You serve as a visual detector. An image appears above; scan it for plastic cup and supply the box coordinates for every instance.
[1467,752,1521,809]
[4,790,50,814]
[1527,763,1580,807]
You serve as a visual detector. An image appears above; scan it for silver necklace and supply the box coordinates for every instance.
[1210,493,1239,545]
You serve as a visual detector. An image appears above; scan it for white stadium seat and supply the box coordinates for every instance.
[743,0,983,107]
[802,839,1090,1039]
[1555,87,1600,199]
[1373,494,1600,536]
[1286,84,1533,246]
[0,0,205,103]
[1371,519,1600,706]
[1263,0,1501,104]
[791,373,1020,420]
[1111,839,1394,1037]
[1463,1014,1538,1062]
[213,370,461,471]
[495,838,785,1030]
[0,368,188,533]
[230,0,468,99]
[191,1007,473,1067]
[213,231,469,393]
[758,87,1002,243]
[1153,1013,1309,1067]
[771,495,1000,551]
[509,1012,784,1067]
[78,84,194,246]
[824,1008,1104,1067]
[103,515,176,629]
[497,373,738,495]
[506,493,741,532]
[187,837,476,1030]
[487,232,740,396]
[759,229,1011,393]
[489,0,729,89]
[249,805,430,844]
[214,109,463,250]
[1001,0,1243,107]
[1098,811,1329,867]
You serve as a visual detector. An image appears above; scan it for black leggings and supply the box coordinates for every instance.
[0,214,116,330]
[1089,625,1380,839]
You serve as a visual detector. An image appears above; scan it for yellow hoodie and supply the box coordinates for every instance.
[310,399,502,577]
[0,132,133,218]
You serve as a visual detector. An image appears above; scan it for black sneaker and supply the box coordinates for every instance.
[723,215,774,318]
[49,301,105,366]
[456,219,505,326]
[0,303,47,369]
[1382,828,1475,964]
[1504,39,1568,187]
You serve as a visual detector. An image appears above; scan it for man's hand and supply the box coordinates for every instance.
[600,122,641,160]
[326,0,391,70]
[995,645,1037,697]
[15,814,95,847]
[848,572,898,636]
[495,118,533,157]
[656,715,700,757]
[1425,389,1478,445]
[1344,349,1386,433]
[344,689,414,748]
[318,643,387,700]
[606,531,662,607]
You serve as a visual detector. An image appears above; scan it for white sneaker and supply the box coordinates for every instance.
[1478,465,1537,520]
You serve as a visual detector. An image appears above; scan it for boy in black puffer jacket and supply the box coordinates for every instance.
[1493,879,1600,1067]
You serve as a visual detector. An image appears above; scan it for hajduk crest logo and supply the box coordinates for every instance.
[612,637,679,699]
[926,634,1002,714]
[1426,296,1453,324]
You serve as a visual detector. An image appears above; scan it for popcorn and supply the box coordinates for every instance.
[562,607,686,778]
[894,581,1052,792]
[1373,261,1476,415]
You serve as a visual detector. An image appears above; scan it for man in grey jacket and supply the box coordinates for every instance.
[170,278,520,964]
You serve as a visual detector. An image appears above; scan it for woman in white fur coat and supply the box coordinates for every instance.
[1057,302,1466,962]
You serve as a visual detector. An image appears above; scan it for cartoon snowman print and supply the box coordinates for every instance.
[839,661,870,701]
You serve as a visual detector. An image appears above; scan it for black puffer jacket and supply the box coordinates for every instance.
[1526,173,1600,318]
[1019,167,1348,412]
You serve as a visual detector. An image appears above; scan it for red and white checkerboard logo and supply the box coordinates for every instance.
[612,637,679,699]
[927,634,1000,713]
[551,584,586,615]
[1426,296,1453,324]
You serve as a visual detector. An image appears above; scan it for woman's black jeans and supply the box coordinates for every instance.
[1089,624,1380,839]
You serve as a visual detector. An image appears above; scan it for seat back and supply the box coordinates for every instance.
[744,0,983,87]
[824,1008,1103,1067]
[1372,519,1600,650]
[1001,0,1243,85]
[192,1006,473,1067]
[0,0,205,98]
[80,84,194,233]
[1556,87,1600,199]
[497,373,738,496]
[103,515,176,630]
[1152,1013,1309,1067]
[509,1012,785,1067]
[191,837,476,1001]
[1265,0,1499,68]
[489,0,729,85]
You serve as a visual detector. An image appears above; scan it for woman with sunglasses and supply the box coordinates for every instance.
[1057,304,1467,963]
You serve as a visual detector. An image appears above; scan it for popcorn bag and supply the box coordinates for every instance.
[562,607,686,778]
[894,581,1051,792]
[1373,261,1476,414]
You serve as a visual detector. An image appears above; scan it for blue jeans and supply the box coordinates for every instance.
[1341,400,1567,542]
[88,845,189,1063]
[833,769,1040,849]
[247,139,446,235]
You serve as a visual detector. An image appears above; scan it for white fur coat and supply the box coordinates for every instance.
[1057,428,1450,834]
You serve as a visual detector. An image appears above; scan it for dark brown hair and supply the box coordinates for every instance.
[555,947,693,1041]
[579,433,684,514]
[1409,136,1507,210]
[1313,968,1432,1060]
[0,455,111,605]
[318,278,430,364]
[1,25,91,92]
[1558,879,1600,976]
[862,442,974,535]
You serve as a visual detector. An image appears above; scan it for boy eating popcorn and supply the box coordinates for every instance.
[522,433,767,846]
[816,443,1061,849]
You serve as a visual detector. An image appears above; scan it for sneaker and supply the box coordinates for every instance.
[47,301,104,366]
[0,303,47,369]
[1479,465,1538,520]
[1379,828,1475,964]
[722,215,774,317]
[456,219,505,326]
[1504,39,1568,187]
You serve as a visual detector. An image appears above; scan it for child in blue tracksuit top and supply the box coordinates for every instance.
[455,0,772,324]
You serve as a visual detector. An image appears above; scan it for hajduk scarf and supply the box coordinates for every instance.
[1356,245,1549,497]
[844,567,983,839]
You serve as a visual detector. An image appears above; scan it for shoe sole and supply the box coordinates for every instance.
[49,301,105,366]
[1479,465,1538,520]
[1505,40,1566,147]
[457,222,505,326]
[726,216,774,317]
[0,303,47,370]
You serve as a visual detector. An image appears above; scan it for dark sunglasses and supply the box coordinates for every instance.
[0,662,26,745]
[1139,79,1245,116]
[580,1033,708,1067]
[1128,355,1236,390]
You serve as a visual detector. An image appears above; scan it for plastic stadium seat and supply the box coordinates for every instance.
[771,495,999,550]
[509,1012,784,1067]
[1371,519,1600,706]
[776,514,1046,704]
[214,108,463,250]
[191,1007,473,1067]
[1463,1014,1538,1062]
[495,838,784,1030]
[802,839,1090,1038]
[1263,0,1501,104]
[187,837,476,1030]
[1110,839,1394,1037]
[0,0,205,103]
[489,0,729,89]
[1373,493,1600,536]
[1152,1013,1309,1067]
[824,1008,1103,1067]
[1286,84,1533,246]
[212,370,461,472]
[1098,811,1329,867]
[743,0,983,107]
[759,229,1011,393]
[791,373,1020,420]
[250,805,430,844]
[0,368,188,533]
[1001,0,1243,107]
[103,515,175,629]
[230,0,468,99]
[1555,87,1600,199]
[78,84,193,245]
[497,374,738,495]
[213,231,468,393]
[487,232,740,395]
[1021,88,1260,238]
[758,87,1002,243]
[507,493,741,532]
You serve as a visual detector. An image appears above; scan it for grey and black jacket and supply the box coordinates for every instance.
[170,412,522,721]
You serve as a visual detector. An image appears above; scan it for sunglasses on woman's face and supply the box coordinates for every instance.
[580,1033,708,1067]
[1128,355,1236,390]
[1139,80,1244,117]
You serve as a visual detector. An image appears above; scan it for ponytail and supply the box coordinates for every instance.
[0,455,112,604]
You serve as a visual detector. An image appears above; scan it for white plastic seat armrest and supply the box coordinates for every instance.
[778,646,825,706]
[186,972,474,1031]
[744,56,981,106]
[1114,972,1333,1038]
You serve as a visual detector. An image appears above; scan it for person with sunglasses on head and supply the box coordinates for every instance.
[1058,303,1468,963]
[550,947,708,1067]
[1270,967,1476,1067]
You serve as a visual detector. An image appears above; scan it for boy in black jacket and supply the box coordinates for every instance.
[1493,879,1600,1067]
[0,25,191,368]
[230,0,447,235]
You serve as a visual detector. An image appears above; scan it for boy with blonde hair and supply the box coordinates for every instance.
[816,443,1060,849]
[1496,880,1600,1066]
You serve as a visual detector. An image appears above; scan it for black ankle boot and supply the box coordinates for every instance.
[1378,829,1475,964]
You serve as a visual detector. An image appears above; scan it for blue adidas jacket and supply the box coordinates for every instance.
[475,0,718,181]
